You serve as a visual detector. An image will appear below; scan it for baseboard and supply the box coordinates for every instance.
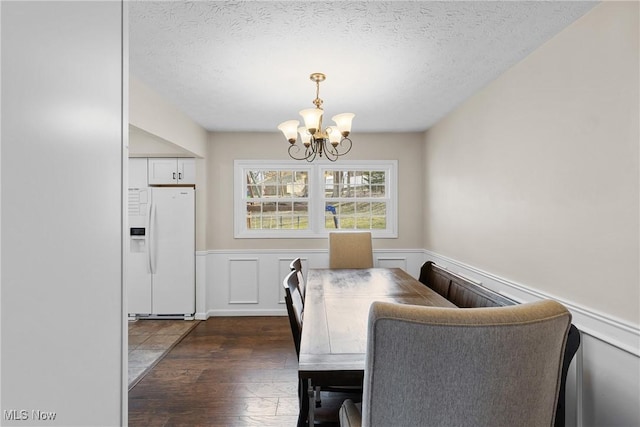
[204,308,288,318]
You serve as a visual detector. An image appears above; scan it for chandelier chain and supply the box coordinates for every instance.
[313,78,323,109]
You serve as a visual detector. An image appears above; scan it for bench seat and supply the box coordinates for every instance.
[418,260,580,427]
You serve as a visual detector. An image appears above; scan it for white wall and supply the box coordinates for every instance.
[422,3,639,425]
[129,125,193,157]
[1,1,125,426]
[129,75,208,159]
[128,77,208,252]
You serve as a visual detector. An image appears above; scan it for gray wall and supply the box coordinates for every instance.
[207,131,425,250]
[1,2,125,425]
[423,0,639,331]
[422,3,639,425]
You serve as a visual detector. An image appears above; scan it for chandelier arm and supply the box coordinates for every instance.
[306,139,319,162]
[288,143,315,161]
[323,137,352,160]
[337,136,353,156]
[305,151,317,162]
[322,141,339,162]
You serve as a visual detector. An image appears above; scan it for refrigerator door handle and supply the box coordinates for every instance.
[149,202,157,274]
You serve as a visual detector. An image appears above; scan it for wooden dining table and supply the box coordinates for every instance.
[298,267,457,425]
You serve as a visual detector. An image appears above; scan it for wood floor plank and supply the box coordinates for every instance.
[163,415,300,427]
[128,316,344,426]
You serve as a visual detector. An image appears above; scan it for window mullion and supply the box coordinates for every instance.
[310,164,321,234]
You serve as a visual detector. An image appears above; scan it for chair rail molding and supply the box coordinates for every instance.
[422,249,639,356]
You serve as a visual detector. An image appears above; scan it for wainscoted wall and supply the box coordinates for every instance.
[421,250,640,427]
[195,248,639,427]
[196,249,426,318]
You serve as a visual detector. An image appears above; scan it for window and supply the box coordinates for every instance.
[322,168,388,231]
[244,167,310,231]
[235,160,397,238]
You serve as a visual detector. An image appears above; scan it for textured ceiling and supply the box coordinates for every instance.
[129,1,596,133]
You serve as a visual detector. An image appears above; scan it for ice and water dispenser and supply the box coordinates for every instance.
[128,188,148,253]
[130,227,146,253]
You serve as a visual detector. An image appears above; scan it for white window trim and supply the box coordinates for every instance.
[234,159,397,239]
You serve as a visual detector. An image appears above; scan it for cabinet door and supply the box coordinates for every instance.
[177,158,196,184]
[148,158,178,184]
[128,158,148,188]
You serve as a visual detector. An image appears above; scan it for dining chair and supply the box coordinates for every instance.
[282,270,307,426]
[289,257,306,302]
[556,323,581,427]
[339,299,572,427]
[283,270,304,357]
[329,232,374,269]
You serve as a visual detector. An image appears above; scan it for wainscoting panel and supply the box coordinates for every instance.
[376,256,407,270]
[580,333,640,426]
[228,258,259,304]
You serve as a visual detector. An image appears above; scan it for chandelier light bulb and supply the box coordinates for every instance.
[299,108,323,135]
[298,127,312,147]
[327,126,342,146]
[332,113,355,137]
[277,120,300,144]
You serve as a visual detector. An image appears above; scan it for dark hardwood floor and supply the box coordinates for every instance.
[128,316,345,427]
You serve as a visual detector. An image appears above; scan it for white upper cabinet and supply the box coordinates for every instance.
[128,158,149,188]
[148,158,195,185]
[176,158,196,184]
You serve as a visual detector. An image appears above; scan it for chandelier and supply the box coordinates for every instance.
[278,73,355,162]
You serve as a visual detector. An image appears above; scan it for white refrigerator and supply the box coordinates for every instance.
[127,187,195,318]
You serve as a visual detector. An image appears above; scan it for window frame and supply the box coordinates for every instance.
[234,159,397,238]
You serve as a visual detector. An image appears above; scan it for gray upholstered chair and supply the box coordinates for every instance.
[339,300,572,427]
[329,232,373,269]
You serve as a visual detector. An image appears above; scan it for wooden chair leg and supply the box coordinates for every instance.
[315,385,322,407]
[307,381,315,426]
[298,378,309,427]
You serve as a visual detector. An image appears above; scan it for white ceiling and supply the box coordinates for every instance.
[129,1,596,133]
